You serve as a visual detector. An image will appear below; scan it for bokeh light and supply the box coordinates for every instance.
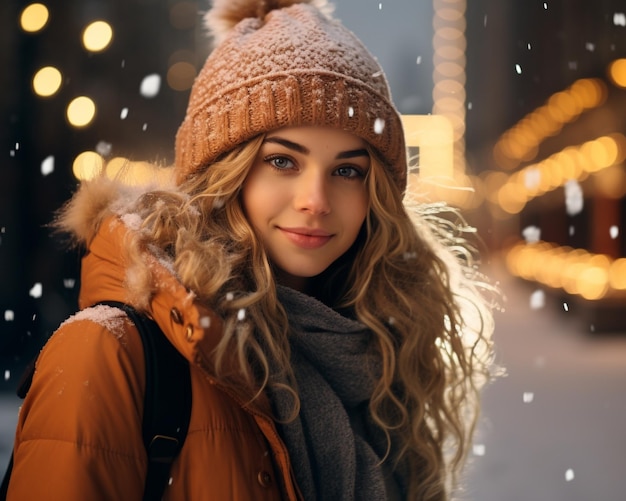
[72,151,104,180]
[66,96,96,127]
[32,66,62,97]
[20,3,49,33]
[82,20,113,52]
[608,58,626,88]
[167,62,196,91]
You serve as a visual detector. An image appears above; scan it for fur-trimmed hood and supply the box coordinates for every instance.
[57,176,175,310]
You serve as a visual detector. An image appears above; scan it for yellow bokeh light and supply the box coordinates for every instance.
[32,66,62,97]
[608,59,626,88]
[609,259,626,290]
[66,96,96,127]
[82,21,113,52]
[498,182,526,214]
[105,157,175,187]
[576,266,609,300]
[506,242,626,300]
[20,3,49,33]
[72,151,104,180]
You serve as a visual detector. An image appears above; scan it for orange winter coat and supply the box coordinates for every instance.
[7,209,301,500]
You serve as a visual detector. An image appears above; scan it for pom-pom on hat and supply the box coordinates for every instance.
[174,0,407,192]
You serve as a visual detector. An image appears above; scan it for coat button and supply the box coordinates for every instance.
[257,471,272,488]
[170,307,183,325]
[185,324,194,341]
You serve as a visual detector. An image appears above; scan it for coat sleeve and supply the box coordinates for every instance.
[7,313,148,501]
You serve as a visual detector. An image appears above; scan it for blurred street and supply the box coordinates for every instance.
[463,262,626,501]
[1,262,626,500]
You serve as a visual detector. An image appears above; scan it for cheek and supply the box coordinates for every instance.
[241,175,271,217]
[342,190,369,230]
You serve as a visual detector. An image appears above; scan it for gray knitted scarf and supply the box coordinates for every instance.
[270,286,405,501]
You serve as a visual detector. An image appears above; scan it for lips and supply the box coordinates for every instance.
[278,227,334,249]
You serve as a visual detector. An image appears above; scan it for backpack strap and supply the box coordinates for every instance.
[0,302,192,501]
[97,301,192,501]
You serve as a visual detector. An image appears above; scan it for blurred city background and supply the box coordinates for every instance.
[1,0,626,499]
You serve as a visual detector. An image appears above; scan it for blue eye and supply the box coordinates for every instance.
[335,166,363,178]
[266,155,294,170]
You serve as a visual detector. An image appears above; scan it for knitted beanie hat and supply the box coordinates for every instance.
[174,0,407,192]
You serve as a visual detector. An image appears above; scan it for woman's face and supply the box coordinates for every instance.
[242,126,370,291]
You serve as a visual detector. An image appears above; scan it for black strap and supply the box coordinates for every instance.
[0,302,192,501]
[97,301,192,501]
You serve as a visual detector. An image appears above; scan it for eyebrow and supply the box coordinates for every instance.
[264,136,369,160]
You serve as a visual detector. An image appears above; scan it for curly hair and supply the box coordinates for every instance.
[126,135,495,500]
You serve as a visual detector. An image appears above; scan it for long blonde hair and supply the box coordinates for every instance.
[128,135,495,500]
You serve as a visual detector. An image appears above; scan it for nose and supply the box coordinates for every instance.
[293,169,331,215]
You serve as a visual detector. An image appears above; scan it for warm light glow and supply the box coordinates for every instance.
[20,3,49,33]
[592,165,626,199]
[505,242,626,300]
[492,133,626,214]
[433,0,467,175]
[167,62,196,91]
[609,259,626,290]
[494,78,607,169]
[608,59,626,88]
[82,21,113,52]
[497,182,526,214]
[576,266,609,300]
[105,157,175,187]
[73,151,104,180]
[66,96,96,127]
[32,66,62,97]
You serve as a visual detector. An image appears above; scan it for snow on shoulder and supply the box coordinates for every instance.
[60,304,129,340]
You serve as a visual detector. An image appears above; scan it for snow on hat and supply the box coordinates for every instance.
[174,0,407,192]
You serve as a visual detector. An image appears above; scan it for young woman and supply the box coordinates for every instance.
[5,1,495,500]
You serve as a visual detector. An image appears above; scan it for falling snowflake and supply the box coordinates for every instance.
[237,308,246,321]
[613,12,626,26]
[515,64,522,74]
[525,167,540,189]
[472,444,486,456]
[200,316,212,328]
[529,289,545,310]
[96,141,112,156]
[564,180,583,216]
[4,310,14,321]
[41,155,54,176]
[565,469,575,482]
[563,302,569,312]
[63,279,76,288]
[610,226,619,239]
[523,392,534,403]
[4,370,9,381]
[522,225,541,244]
[374,118,385,134]
[29,283,43,298]
[585,42,595,52]
[120,107,129,119]
[140,74,161,98]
